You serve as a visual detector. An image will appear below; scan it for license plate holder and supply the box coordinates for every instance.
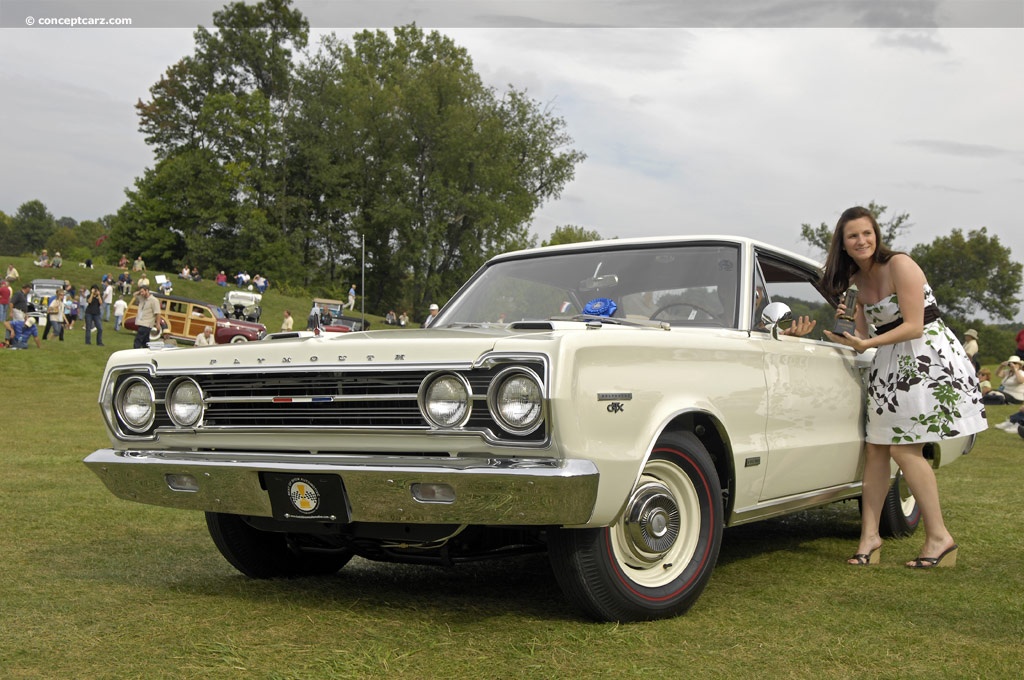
[263,472,350,522]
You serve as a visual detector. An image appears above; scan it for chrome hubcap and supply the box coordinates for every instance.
[624,481,681,562]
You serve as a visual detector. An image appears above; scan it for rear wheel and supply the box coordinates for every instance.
[878,469,920,537]
[548,432,723,622]
[205,512,353,578]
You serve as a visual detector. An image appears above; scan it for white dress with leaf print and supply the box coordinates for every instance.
[863,285,987,445]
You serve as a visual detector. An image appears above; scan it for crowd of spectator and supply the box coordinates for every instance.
[6,252,448,349]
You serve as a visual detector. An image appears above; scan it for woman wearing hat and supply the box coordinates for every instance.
[993,355,1024,430]
[963,329,980,373]
[984,355,1024,406]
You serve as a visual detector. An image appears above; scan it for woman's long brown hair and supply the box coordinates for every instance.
[820,206,900,298]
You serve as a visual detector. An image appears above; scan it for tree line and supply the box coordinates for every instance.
[2,0,1019,336]
[2,0,583,318]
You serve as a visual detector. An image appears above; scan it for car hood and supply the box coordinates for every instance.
[221,317,265,331]
[107,323,664,370]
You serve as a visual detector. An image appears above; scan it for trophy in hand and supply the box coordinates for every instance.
[833,285,858,336]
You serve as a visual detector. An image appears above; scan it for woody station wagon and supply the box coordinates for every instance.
[84,236,974,621]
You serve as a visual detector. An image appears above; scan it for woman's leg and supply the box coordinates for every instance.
[850,442,892,561]
[888,444,955,562]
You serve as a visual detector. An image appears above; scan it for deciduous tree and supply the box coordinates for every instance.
[911,227,1021,322]
[542,225,605,247]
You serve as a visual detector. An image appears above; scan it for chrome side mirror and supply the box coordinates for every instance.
[761,301,793,340]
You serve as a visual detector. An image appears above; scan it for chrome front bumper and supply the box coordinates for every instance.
[84,449,599,525]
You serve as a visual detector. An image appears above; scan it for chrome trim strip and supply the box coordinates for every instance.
[729,482,865,526]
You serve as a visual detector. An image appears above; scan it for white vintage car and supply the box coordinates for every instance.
[84,236,974,622]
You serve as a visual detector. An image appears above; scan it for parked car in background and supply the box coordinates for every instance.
[222,290,262,323]
[124,293,266,344]
[27,278,65,326]
[85,235,974,622]
[311,297,371,332]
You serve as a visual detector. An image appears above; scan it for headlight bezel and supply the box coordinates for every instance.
[487,366,545,436]
[166,377,205,428]
[418,371,474,429]
[114,375,156,433]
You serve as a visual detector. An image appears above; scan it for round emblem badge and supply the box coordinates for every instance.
[287,478,320,514]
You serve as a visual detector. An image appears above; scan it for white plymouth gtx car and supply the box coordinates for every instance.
[85,236,974,622]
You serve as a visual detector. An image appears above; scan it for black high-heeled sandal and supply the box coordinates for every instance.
[907,544,958,569]
[847,546,881,566]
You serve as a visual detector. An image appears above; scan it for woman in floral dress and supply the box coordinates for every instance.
[822,206,986,568]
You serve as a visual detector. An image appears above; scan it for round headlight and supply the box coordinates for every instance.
[167,378,204,427]
[420,373,472,428]
[116,377,155,433]
[490,369,543,434]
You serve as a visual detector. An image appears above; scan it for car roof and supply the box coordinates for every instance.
[488,234,822,271]
[146,292,219,308]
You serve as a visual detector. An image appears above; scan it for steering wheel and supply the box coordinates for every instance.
[649,301,718,321]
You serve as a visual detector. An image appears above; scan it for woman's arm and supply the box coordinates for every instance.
[824,254,927,352]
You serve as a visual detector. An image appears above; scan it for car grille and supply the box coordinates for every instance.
[121,365,547,444]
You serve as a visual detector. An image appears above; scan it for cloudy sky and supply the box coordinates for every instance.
[1,1,1022,273]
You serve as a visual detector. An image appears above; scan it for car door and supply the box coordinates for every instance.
[751,252,869,501]
[188,304,216,342]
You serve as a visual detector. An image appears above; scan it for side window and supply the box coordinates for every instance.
[755,253,834,338]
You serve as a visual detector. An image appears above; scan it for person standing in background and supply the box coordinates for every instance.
[1015,327,1024,361]
[113,296,128,331]
[10,283,30,321]
[422,303,439,327]
[43,290,67,341]
[345,284,356,311]
[281,309,294,331]
[84,285,104,347]
[962,329,980,373]
[133,285,162,349]
[102,280,114,322]
[0,278,11,324]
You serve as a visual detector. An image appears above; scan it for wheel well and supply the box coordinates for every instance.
[662,412,735,516]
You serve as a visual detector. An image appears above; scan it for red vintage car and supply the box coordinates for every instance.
[124,293,266,344]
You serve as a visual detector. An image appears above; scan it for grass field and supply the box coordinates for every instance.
[2,256,1023,678]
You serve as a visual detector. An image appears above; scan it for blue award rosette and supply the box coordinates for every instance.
[583,297,617,318]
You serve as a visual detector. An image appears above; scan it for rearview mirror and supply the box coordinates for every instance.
[579,274,619,291]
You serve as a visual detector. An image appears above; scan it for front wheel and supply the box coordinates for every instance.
[548,431,723,622]
[878,469,920,537]
[229,335,248,344]
[205,512,353,578]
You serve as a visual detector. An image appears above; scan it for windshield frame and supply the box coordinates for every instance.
[434,240,745,329]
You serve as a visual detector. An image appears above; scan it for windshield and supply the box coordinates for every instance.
[438,243,741,328]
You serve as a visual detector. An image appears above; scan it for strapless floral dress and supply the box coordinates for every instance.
[862,285,987,445]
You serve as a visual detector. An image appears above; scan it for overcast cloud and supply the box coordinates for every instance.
[1,3,1022,308]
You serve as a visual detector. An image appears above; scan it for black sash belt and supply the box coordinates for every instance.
[875,304,941,336]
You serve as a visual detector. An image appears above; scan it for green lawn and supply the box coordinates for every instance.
[2,254,1022,678]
